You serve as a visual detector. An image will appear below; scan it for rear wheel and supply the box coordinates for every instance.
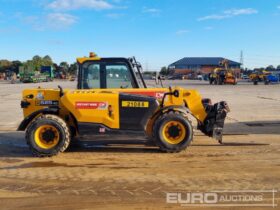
[153,112,193,153]
[26,114,71,157]
[264,80,270,85]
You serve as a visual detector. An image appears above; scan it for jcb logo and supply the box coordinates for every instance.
[122,101,149,108]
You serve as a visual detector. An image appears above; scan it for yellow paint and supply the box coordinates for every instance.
[76,57,101,64]
[61,90,120,129]
[122,101,149,108]
[21,87,208,132]
[163,87,207,121]
[250,70,271,80]
[162,121,186,145]
[34,125,59,149]
[22,89,61,117]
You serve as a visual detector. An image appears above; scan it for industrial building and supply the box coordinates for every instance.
[168,57,241,78]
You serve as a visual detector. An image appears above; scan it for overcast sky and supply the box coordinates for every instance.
[0,0,280,70]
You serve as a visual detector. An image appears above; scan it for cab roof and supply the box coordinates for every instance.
[76,57,129,64]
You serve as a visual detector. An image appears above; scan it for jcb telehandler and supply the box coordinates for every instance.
[18,53,230,157]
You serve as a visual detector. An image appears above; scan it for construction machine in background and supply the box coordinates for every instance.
[249,70,279,85]
[18,52,230,157]
[209,59,237,85]
[19,65,54,83]
[263,73,280,85]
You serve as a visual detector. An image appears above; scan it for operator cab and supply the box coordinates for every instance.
[77,53,147,89]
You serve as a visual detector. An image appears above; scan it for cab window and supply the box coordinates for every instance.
[106,64,132,89]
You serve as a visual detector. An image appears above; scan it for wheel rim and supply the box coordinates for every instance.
[162,121,186,144]
[34,125,60,149]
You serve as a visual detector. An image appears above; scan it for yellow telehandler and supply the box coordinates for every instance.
[18,53,230,157]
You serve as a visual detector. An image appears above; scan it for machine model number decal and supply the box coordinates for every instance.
[76,102,108,110]
[122,101,149,108]
[35,100,59,106]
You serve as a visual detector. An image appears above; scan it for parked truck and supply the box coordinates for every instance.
[19,65,54,83]
[41,66,54,82]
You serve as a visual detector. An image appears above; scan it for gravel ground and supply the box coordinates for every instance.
[0,79,279,209]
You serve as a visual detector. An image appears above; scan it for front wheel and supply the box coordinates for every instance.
[26,114,71,157]
[153,112,193,153]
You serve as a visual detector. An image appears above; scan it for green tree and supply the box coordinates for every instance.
[160,66,170,75]
[11,60,22,74]
[266,65,275,71]
[24,60,33,68]
[254,67,265,71]
[60,62,69,72]
[32,55,42,71]
[53,63,59,73]
[0,60,12,72]
[68,63,77,75]
[42,55,53,66]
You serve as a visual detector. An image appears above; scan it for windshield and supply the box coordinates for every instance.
[106,64,133,89]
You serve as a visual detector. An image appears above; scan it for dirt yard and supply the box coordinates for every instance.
[0,80,279,209]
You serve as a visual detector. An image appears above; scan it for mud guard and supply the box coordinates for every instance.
[17,107,59,131]
[197,101,229,143]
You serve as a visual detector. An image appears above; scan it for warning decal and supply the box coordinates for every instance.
[75,102,108,110]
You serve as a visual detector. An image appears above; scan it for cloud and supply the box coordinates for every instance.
[224,8,258,15]
[47,0,113,10]
[142,7,161,14]
[47,13,77,28]
[198,8,258,21]
[0,27,20,34]
[176,29,189,35]
[15,12,77,31]
[198,14,230,21]
[204,26,213,30]
[22,15,39,25]
[106,13,123,19]
[14,13,44,30]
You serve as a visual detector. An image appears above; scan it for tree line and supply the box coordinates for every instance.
[0,55,77,76]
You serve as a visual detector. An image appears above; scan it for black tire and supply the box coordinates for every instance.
[264,80,269,85]
[214,80,218,85]
[153,112,193,153]
[26,114,71,157]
